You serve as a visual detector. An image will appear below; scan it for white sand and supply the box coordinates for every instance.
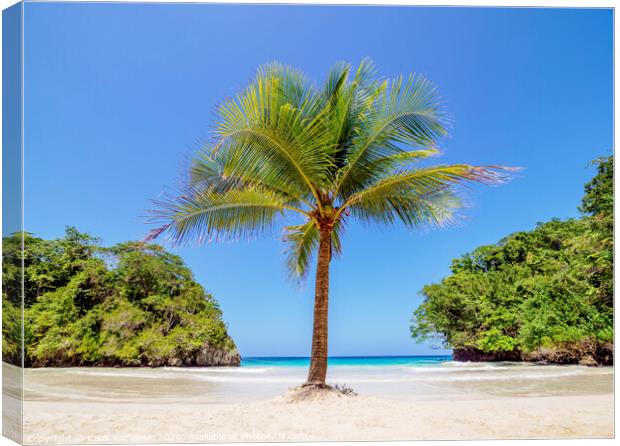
[2,362,612,444]
[22,393,613,444]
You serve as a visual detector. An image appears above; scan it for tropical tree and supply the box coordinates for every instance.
[147,59,512,389]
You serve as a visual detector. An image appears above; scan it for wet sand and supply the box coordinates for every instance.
[3,361,614,443]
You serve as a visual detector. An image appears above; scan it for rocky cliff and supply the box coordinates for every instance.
[454,341,613,366]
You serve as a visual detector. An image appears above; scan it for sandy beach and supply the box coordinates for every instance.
[22,394,614,443]
[3,360,614,443]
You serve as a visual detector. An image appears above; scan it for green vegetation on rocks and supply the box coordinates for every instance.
[2,228,239,367]
[411,156,613,365]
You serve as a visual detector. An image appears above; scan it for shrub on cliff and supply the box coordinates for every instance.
[411,156,613,364]
[2,228,238,366]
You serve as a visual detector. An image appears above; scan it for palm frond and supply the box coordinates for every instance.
[341,164,514,229]
[352,148,440,191]
[349,188,462,229]
[188,151,243,192]
[256,62,320,117]
[335,73,448,197]
[284,218,345,281]
[215,65,334,198]
[319,59,384,171]
[149,187,292,245]
[189,149,311,206]
[284,220,319,280]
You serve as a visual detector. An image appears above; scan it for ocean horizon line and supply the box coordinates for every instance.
[242,354,453,359]
[240,355,455,367]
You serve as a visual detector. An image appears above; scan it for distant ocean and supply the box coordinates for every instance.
[241,355,452,367]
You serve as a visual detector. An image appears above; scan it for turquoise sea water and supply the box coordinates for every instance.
[241,355,452,367]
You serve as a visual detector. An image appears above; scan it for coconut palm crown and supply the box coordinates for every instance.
[147,59,514,387]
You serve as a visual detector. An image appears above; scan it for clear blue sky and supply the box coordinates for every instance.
[23,4,612,357]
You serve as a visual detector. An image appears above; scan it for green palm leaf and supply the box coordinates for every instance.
[284,219,344,281]
[189,148,312,207]
[335,73,448,197]
[215,65,334,199]
[149,187,293,245]
[339,164,513,229]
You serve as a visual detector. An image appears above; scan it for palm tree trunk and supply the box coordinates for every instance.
[305,225,331,386]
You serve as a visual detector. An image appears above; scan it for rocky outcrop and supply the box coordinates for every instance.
[30,342,241,368]
[454,341,613,366]
[521,341,613,366]
[141,343,241,367]
[194,344,241,367]
[452,348,521,362]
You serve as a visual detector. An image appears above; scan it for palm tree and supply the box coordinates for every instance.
[147,59,513,389]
